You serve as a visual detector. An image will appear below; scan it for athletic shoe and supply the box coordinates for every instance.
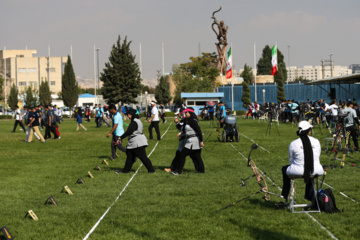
[164,168,171,172]
[42,141,46,143]
[172,171,180,175]
[115,170,128,174]
[57,137,61,139]
[164,120,167,123]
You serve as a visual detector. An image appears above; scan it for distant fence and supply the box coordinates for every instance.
[217,82,360,111]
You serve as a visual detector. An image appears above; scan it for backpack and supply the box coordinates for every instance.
[317,188,341,213]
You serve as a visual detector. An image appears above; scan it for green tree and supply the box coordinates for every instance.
[257,45,287,82]
[62,56,78,108]
[257,45,287,102]
[294,76,308,83]
[39,78,52,106]
[240,64,252,108]
[155,76,172,104]
[0,75,4,101]
[276,68,286,103]
[172,52,220,104]
[7,83,18,110]
[25,86,38,107]
[100,35,142,104]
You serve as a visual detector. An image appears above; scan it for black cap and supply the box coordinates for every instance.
[127,109,137,116]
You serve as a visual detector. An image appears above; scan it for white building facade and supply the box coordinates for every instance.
[287,65,352,82]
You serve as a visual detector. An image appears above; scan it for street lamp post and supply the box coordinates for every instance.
[262,89,266,105]
[329,53,333,77]
[96,48,100,95]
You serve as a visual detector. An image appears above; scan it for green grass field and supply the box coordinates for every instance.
[0,117,359,240]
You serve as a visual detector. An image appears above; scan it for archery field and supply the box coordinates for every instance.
[0,117,359,240]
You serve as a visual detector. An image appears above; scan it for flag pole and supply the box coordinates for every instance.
[231,42,234,112]
[254,42,257,103]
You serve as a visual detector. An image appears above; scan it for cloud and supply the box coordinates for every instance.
[250,11,328,34]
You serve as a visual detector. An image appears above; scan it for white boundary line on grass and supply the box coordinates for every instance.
[320,181,358,204]
[239,133,270,153]
[83,122,173,240]
[229,143,338,240]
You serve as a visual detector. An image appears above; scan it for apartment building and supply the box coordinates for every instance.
[287,65,352,82]
[0,49,67,94]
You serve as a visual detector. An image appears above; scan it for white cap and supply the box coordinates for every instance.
[151,102,156,105]
[298,121,313,133]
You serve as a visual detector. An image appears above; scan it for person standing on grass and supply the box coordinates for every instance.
[12,105,26,133]
[148,102,161,140]
[94,104,99,127]
[27,106,46,143]
[281,121,324,201]
[115,109,155,174]
[172,107,205,175]
[165,112,186,173]
[106,104,126,160]
[76,107,87,131]
[159,103,166,123]
[40,104,46,130]
[44,105,59,140]
[25,106,40,142]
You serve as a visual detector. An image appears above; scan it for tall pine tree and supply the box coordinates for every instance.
[25,86,38,107]
[100,35,142,104]
[257,45,287,102]
[7,83,18,109]
[155,76,172,105]
[62,56,78,108]
[240,64,252,109]
[39,78,52,106]
[276,68,286,103]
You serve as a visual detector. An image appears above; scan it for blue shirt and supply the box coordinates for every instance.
[113,112,124,136]
[96,107,102,117]
[220,105,226,117]
[290,103,298,114]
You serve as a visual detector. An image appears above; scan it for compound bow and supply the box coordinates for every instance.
[216,144,283,213]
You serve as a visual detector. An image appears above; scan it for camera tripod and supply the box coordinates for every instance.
[266,112,279,136]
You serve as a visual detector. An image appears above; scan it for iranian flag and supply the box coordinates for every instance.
[271,45,277,75]
[226,47,232,79]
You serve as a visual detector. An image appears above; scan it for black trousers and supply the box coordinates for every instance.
[160,113,166,123]
[346,125,359,149]
[281,165,314,201]
[95,117,100,127]
[176,148,205,174]
[209,112,214,120]
[13,120,26,132]
[45,124,59,139]
[111,135,126,159]
[122,146,155,173]
[148,121,161,140]
[170,150,181,171]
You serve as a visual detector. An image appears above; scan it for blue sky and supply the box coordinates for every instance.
[1,0,359,83]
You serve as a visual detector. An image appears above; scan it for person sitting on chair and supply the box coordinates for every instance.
[281,121,324,201]
[221,113,237,142]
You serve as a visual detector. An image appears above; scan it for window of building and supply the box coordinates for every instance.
[51,81,56,86]
[19,82,26,86]
[16,55,24,58]
[47,68,56,72]
[29,82,37,86]
[18,68,37,73]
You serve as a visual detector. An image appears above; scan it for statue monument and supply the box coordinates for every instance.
[211,6,228,74]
